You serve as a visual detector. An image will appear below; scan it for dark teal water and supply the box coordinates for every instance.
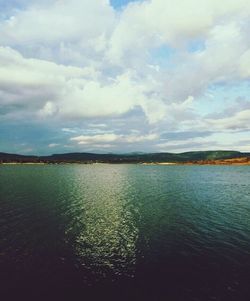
[1,164,250,300]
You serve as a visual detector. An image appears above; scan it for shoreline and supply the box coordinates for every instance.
[1,161,250,166]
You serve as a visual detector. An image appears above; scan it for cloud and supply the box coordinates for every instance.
[88,123,108,128]
[70,132,158,145]
[0,46,168,123]
[1,0,250,153]
[107,0,250,65]
[48,143,59,148]
[160,130,212,140]
[206,109,250,130]
[0,0,115,64]
[71,133,118,145]
[62,128,78,133]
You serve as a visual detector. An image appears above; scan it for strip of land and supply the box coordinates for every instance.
[1,151,250,165]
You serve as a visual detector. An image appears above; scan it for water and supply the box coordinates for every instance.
[1,164,250,300]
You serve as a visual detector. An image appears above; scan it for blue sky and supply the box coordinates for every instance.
[1,0,250,155]
[111,0,138,9]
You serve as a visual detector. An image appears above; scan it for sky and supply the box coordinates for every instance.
[1,0,250,155]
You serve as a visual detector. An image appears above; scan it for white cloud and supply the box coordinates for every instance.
[0,46,167,122]
[88,123,107,128]
[239,50,250,77]
[206,109,250,130]
[0,0,115,64]
[70,132,158,145]
[62,128,78,133]
[39,101,57,117]
[71,133,118,145]
[1,1,250,122]
[1,0,250,153]
[107,0,250,65]
[48,143,59,148]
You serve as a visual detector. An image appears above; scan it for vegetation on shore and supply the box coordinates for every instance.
[1,151,250,165]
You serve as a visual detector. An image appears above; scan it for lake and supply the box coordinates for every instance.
[1,164,250,300]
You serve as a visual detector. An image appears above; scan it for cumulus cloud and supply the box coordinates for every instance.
[107,0,250,65]
[206,109,250,131]
[0,46,167,123]
[1,0,250,153]
[0,0,115,64]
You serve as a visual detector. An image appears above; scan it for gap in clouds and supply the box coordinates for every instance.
[110,0,141,9]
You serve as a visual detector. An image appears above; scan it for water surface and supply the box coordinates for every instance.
[1,164,250,300]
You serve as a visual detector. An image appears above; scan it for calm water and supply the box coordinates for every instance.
[1,164,250,300]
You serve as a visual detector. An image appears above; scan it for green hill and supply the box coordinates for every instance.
[0,150,248,164]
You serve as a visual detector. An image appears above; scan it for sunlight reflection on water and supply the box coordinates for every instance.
[63,165,139,282]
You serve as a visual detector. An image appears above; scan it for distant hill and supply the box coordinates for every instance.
[0,152,38,162]
[0,150,249,164]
